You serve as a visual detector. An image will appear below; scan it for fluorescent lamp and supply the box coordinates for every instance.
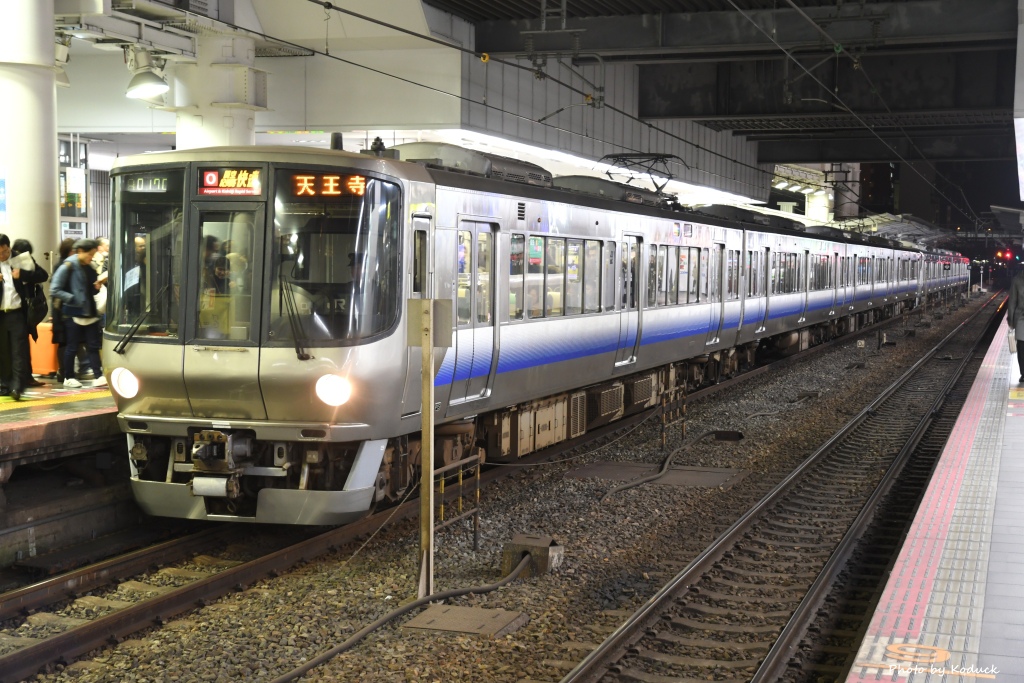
[788,184,802,193]
[800,186,815,194]
[773,180,789,189]
[813,189,826,196]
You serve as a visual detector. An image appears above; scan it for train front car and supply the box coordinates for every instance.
[105,147,429,524]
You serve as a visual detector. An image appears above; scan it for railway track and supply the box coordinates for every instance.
[0,298,971,682]
[561,294,1001,683]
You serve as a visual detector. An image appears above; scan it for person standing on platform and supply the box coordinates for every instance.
[0,235,47,400]
[1008,267,1024,382]
[10,239,48,388]
[51,238,74,382]
[50,239,106,389]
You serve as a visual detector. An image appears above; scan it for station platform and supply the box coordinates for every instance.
[847,321,1021,681]
[0,376,119,492]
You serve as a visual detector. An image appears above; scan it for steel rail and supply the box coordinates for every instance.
[559,294,999,683]
[750,293,999,681]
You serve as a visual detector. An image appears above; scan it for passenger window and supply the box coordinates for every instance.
[726,249,739,300]
[647,245,659,307]
[527,236,544,318]
[196,211,255,341]
[545,238,565,316]
[667,246,678,305]
[603,241,615,311]
[510,233,525,320]
[657,245,667,306]
[476,232,492,324]
[566,239,583,315]
[677,248,689,304]
[456,230,472,326]
[689,247,701,302]
[584,240,601,314]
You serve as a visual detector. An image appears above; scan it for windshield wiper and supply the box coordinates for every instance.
[280,275,312,360]
[114,283,170,355]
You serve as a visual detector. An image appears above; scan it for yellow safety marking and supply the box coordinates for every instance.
[0,389,113,411]
[1008,387,1024,400]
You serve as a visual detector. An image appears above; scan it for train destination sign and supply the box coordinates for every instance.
[291,173,367,197]
[198,168,262,196]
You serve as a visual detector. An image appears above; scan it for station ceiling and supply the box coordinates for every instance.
[425,0,1017,165]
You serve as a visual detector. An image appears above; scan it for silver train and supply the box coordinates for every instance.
[103,142,969,524]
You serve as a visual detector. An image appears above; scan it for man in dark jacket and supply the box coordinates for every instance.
[50,239,105,389]
[0,234,48,400]
[1007,267,1024,382]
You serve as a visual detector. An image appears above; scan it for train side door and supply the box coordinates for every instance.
[829,251,840,314]
[798,250,809,323]
[705,244,724,345]
[448,219,497,405]
[182,203,268,419]
[401,216,433,416]
[615,235,641,367]
[759,248,772,334]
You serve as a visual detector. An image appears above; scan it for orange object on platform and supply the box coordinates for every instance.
[29,322,59,375]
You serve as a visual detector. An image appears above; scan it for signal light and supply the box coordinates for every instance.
[1006,251,1013,261]
[997,251,1003,258]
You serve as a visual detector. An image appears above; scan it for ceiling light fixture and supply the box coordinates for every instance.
[788,184,802,193]
[800,186,815,194]
[125,47,168,100]
[773,180,789,189]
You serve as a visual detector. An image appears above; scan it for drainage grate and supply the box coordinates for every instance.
[403,605,529,637]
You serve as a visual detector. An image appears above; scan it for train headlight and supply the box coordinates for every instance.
[315,374,352,406]
[110,367,140,399]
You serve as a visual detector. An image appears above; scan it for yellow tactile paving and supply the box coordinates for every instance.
[0,388,112,411]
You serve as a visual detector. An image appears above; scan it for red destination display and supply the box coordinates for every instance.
[198,168,262,196]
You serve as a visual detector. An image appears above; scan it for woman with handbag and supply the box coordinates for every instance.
[10,239,48,388]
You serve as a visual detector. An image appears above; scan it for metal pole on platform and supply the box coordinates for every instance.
[417,299,435,599]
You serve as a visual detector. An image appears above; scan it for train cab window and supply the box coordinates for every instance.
[583,240,601,314]
[510,234,525,320]
[476,232,492,324]
[545,238,565,316]
[108,169,186,338]
[269,174,402,344]
[196,213,256,340]
[527,236,544,318]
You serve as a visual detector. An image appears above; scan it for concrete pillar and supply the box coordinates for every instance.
[0,2,59,258]
[835,162,861,219]
[170,35,265,150]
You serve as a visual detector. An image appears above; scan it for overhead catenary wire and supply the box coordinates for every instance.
[205,12,768,193]
[303,0,804,193]
[780,0,982,226]
[728,0,981,226]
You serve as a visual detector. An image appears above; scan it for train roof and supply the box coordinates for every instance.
[111,143,958,257]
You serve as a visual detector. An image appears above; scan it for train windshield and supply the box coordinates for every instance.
[269,170,402,344]
[106,170,186,338]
